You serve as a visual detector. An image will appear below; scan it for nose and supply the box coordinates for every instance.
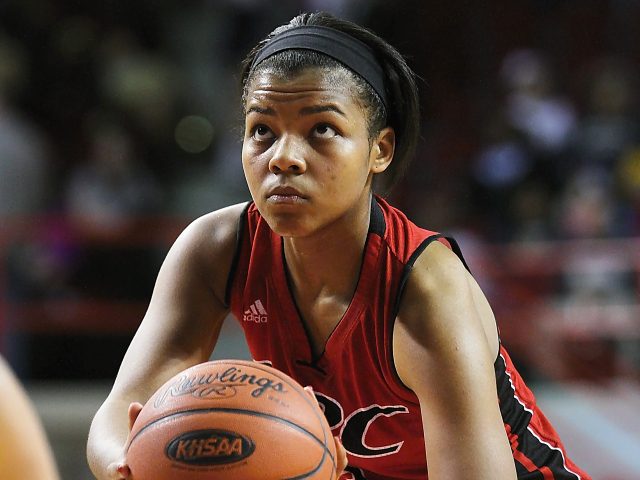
[268,134,307,174]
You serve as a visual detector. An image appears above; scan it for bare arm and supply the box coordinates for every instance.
[86,203,246,480]
[393,241,516,480]
[0,356,60,480]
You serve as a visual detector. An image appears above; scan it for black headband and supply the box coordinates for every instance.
[250,25,388,109]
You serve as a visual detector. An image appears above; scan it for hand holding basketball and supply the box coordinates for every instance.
[125,360,338,480]
[96,403,141,480]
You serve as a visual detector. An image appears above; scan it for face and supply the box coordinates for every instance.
[242,67,394,238]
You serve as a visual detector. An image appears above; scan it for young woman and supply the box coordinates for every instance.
[87,12,591,480]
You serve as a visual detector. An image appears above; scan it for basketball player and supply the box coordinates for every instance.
[87,12,591,480]
[0,355,60,480]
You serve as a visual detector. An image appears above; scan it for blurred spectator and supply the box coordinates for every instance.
[500,48,577,156]
[64,118,163,237]
[62,117,165,302]
[473,113,532,193]
[471,110,536,240]
[556,57,640,238]
[97,26,182,180]
[0,32,58,375]
[0,33,50,219]
[170,128,251,217]
[617,147,640,233]
[569,56,639,169]
[508,179,554,242]
[553,168,637,374]
[555,168,620,239]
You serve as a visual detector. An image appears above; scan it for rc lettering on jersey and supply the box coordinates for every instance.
[341,466,368,480]
[314,392,345,429]
[315,392,409,459]
[341,404,409,457]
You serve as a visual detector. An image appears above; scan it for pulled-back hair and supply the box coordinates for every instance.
[240,12,420,192]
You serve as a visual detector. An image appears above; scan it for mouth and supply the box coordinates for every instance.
[266,186,307,204]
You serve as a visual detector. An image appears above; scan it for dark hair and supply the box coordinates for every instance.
[240,12,420,192]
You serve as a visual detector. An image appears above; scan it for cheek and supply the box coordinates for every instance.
[241,143,262,173]
[322,161,338,181]
[325,139,369,178]
[241,149,260,192]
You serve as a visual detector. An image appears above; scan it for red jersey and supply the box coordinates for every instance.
[227,196,591,480]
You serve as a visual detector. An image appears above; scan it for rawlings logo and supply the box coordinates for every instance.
[154,366,286,408]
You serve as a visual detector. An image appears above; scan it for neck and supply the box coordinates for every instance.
[283,195,373,301]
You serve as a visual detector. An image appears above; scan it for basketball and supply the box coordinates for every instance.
[125,359,337,480]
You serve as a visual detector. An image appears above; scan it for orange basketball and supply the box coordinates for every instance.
[126,359,337,480]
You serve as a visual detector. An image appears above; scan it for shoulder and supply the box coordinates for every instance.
[395,239,473,343]
[170,202,249,266]
[393,240,497,392]
[161,202,249,304]
[178,202,248,249]
[404,239,468,298]
[373,196,443,261]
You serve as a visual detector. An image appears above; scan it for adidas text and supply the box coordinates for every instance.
[243,300,268,323]
[243,313,268,323]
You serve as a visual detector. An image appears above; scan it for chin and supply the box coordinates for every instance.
[262,212,311,238]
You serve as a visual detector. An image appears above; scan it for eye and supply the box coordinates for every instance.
[312,124,338,139]
[251,125,275,141]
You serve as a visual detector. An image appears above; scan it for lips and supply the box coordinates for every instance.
[266,185,307,204]
[267,185,306,198]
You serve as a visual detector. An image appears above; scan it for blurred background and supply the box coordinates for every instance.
[1,0,639,478]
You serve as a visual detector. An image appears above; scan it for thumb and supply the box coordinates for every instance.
[106,460,131,479]
[128,402,144,431]
[303,386,320,407]
[333,436,348,476]
[116,463,131,479]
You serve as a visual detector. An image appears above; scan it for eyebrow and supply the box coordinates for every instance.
[299,104,346,117]
[245,105,275,116]
[245,104,346,117]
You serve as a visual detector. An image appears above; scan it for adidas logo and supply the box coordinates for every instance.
[243,299,268,323]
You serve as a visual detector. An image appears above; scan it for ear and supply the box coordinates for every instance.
[369,127,395,174]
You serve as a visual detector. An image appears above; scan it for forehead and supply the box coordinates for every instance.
[245,67,362,110]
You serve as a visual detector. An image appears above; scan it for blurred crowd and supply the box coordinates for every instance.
[1,0,639,235]
[1,0,639,378]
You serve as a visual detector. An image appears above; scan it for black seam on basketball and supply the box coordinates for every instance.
[127,406,336,470]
